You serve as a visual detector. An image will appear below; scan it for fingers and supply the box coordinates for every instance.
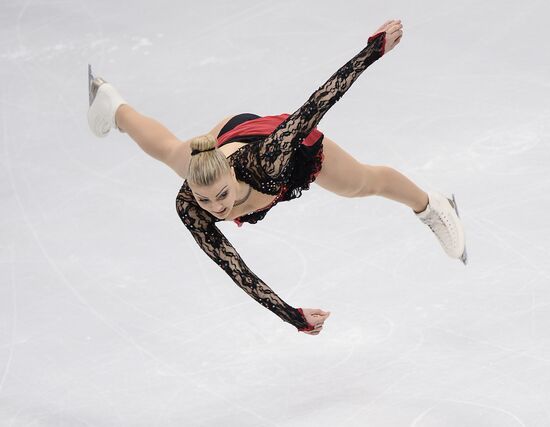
[388,21,403,34]
[309,316,328,335]
[304,324,323,335]
[374,20,403,54]
[375,19,401,35]
[300,308,331,334]
[311,309,331,317]
[312,311,330,327]
[303,319,325,335]
[392,31,403,46]
[383,20,403,53]
[375,19,393,33]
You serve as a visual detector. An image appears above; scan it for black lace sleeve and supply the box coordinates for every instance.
[175,182,313,331]
[258,31,386,181]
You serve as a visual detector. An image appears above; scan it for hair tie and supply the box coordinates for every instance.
[191,147,216,156]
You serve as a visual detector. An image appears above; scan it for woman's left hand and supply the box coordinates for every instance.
[372,19,403,54]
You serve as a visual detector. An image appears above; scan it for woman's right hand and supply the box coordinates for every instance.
[300,308,331,335]
[372,19,403,54]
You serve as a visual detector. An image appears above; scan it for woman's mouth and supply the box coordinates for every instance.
[215,208,227,214]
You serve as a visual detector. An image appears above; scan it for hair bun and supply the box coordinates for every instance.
[187,133,230,186]
[191,147,215,156]
[190,134,217,156]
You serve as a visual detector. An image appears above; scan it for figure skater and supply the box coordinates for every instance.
[87,20,467,336]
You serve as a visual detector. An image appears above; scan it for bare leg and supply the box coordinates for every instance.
[115,104,182,167]
[372,166,429,213]
[314,136,429,213]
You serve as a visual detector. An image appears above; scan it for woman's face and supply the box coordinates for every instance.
[190,170,238,219]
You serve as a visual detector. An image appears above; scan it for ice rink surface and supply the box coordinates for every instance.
[1,0,550,425]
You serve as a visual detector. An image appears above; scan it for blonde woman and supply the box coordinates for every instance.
[87,19,467,336]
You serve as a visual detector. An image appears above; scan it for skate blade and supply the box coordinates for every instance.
[449,193,468,265]
[460,247,468,265]
[88,64,106,106]
[88,64,94,106]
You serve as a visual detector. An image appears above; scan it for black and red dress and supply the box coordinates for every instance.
[216,112,325,227]
[176,32,386,332]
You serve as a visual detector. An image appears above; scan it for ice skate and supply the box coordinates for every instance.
[415,192,468,265]
[87,64,127,138]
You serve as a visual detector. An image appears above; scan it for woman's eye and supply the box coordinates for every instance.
[199,192,227,203]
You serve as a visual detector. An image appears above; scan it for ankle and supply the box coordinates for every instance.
[413,192,429,214]
[114,104,131,132]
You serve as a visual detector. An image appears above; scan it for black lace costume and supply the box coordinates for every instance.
[175,32,386,331]
[215,112,326,227]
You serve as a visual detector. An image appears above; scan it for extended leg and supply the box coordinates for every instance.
[314,136,428,213]
[370,166,429,213]
[115,105,200,179]
[314,136,466,263]
[115,105,182,166]
[114,107,234,179]
[88,73,192,179]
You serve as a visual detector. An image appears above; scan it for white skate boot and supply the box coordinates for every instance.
[415,192,468,265]
[87,64,127,138]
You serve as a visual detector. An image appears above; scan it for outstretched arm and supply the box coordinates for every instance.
[175,182,314,331]
[257,20,403,181]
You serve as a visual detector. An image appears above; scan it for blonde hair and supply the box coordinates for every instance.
[187,134,231,186]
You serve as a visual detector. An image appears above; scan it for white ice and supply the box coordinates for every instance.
[1,0,550,426]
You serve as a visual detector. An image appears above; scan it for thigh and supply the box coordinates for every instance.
[314,136,376,197]
[207,116,234,138]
